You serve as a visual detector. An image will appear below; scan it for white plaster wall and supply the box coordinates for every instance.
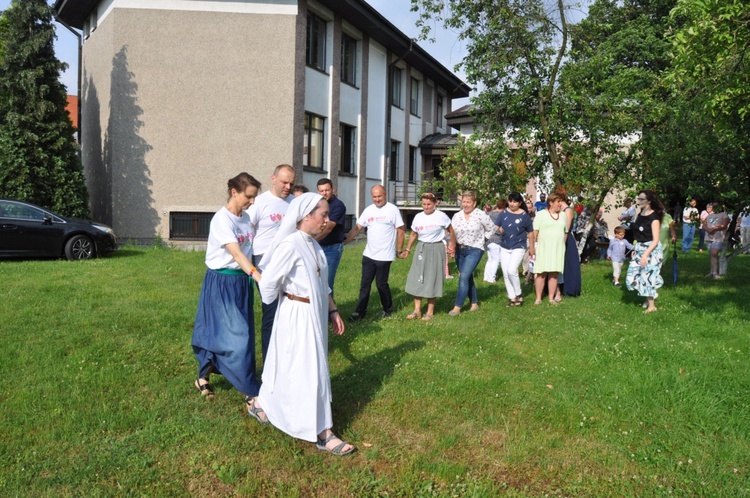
[366,43,387,181]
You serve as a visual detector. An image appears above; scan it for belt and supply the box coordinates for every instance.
[285,293,310,304]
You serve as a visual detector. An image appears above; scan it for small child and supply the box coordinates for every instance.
[607,226,634,286]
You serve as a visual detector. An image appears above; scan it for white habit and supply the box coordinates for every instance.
[258,230,332,442]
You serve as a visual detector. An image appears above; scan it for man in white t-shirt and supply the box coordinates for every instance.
[343,185,405,321]
[246,164,295,359]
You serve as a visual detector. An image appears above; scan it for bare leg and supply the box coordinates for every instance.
[426,298,436,316]
[534,273,546,304]
[644,297,657,313]
[547,272,559,303]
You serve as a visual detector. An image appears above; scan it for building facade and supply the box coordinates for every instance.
[54,0,469,244]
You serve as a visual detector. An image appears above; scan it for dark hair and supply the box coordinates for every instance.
[554,187,569,204]
[227,172,261,198]
[638,190,664,222]
[421,192,437,201]
[292,184,309,194]
[496,199,508,210]
[507,191,528,213]
[316,178,333,188]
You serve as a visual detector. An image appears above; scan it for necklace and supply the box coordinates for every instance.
[302,235,321,276]
[547,209,560,220]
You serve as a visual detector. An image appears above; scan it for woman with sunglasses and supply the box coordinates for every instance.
[625,190,664,312]
[402,193,455,320]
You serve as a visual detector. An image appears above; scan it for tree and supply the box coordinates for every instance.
[411,0,673,253]
[0,0,88,218]
[663,0,750,270]
[0,8,10,65]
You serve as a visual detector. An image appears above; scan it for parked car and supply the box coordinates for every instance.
[0,199,117,260]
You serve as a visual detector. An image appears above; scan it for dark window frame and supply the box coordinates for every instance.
[408,146,418,183]
[437,94,444,128]
[389,140,400,182]
[306,12,327,72]
[391,67,402,108]
[304,112,326,170]
[410,77,420,117]
[169,212,213,240]
[339,123,357,175]
[341,33,357,86]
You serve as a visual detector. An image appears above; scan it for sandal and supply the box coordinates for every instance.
[406,312,422,320]
[516,294,524,304]
[421,314,434,321]
[316,433,356,456]
[195,378,214,399]
[505,299,515,308]
[245,396,269,424]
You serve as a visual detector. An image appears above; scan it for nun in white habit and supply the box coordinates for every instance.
[247,192,355,456]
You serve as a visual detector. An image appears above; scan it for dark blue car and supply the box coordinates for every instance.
[0,199,117,260]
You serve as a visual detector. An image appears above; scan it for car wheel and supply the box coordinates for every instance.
[64,235,95,260]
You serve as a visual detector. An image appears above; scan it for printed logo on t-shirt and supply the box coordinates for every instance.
[367,215,389,225]
[415,224,444,235]
[237,232,254,246]
[269,213,284,224]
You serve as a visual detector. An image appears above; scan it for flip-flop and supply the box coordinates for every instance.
[406,312,421,320]
[316,434,356,456]
[421,314,434,321]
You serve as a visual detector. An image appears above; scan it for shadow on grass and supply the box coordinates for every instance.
[329,339,426,433]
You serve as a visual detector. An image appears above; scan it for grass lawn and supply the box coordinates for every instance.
[1,242,748,497]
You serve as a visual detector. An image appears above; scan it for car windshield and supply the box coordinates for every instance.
[0,201,62,222]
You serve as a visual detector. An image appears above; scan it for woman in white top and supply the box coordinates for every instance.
[401,193,455,320]
[192,173,261,407]
[247,193,354,456]
[449,192,495,316]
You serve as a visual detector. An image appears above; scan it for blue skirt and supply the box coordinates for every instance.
[562,234,581,296]
[192,269,259,396]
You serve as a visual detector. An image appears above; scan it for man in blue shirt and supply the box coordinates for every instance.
[534,193,547,212]
[316,178,347,297]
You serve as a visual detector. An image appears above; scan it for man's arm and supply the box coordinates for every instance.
[396,226,405,252]
[315,220,337,241]
[343,224,363,245]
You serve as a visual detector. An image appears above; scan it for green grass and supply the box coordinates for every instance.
[1,242,748,496]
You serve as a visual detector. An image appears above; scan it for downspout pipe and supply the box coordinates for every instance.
[385,39,414,189]
[51,12,82,144]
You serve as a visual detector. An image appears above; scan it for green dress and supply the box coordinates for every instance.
[533,209,567,273]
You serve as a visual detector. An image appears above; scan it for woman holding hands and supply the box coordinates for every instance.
[449,192,496,316]
[401,193,455,321]
[532,193,567,304]
[496,192,535,306]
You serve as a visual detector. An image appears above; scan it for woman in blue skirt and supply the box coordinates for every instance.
[192,172,261,413]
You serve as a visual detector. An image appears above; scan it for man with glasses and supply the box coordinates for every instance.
[343,185,405,321]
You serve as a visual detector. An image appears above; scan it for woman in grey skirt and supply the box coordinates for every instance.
[400,193,456,321]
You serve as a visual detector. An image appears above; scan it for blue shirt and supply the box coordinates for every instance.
[319,195,347,245]
[607,237,634,263]
[495,210,533,250]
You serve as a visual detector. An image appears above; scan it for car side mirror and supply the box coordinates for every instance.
[43,215,53,225]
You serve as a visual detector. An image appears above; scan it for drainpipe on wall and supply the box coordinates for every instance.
[51,13,82,145]
[385,39,414,196]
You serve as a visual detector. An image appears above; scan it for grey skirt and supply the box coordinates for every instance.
[405,241,446,298]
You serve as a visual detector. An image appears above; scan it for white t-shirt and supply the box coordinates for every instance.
[246,191,292,256]
[205,207,254,270]
[412,210,451,244]
[357,202,404,261]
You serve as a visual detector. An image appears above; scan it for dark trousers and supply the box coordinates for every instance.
[355,256,394,316]
[252,254,275,361]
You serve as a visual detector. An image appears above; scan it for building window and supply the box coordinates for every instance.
[409,146,418,183]
[437,95,444,127]
[340,124,357,174]
[389,141,400,181]
[341,34,357,86]
[307,12,326,71]
[170,212,213,240]
[391,67,402,108]
[304,113,325,169]
[410,77,420,116]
